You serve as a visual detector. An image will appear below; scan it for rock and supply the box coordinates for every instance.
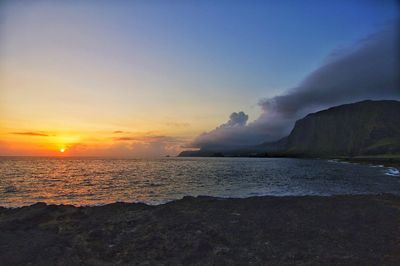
[1,194,400,265]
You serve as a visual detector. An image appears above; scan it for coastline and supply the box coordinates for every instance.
[178,154,400,168]
[1,194,399,265]
[338,156,400,168]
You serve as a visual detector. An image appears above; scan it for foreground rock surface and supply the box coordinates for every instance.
[1,195,400,265]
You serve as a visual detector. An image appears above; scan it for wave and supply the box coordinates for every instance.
[385,167,400,177]
[370,164,384,168]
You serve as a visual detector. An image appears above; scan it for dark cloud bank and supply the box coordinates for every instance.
[190,24,400,151]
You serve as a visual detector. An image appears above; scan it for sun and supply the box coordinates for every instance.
[60,148,65,153]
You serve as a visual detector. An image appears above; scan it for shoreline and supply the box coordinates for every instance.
[338,157,400,168]
[1,194,399,265]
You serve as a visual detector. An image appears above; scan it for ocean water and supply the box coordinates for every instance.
[0,157,399,207]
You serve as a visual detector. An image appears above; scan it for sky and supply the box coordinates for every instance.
[0,0,398,157]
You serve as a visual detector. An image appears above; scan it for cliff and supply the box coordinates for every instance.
[281,100,400,156]
[179,100,400,157]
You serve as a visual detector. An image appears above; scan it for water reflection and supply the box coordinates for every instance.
[0,157,399,207]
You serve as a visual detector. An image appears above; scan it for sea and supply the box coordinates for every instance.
[0,157,399,207]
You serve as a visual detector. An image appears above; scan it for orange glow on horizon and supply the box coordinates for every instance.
[0,129,186,157]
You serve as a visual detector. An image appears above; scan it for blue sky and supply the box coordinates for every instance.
[0,0,398,156]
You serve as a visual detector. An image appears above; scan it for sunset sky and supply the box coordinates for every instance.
[0,0,398,157]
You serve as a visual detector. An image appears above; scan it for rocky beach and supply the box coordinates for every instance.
[1,194,399,265]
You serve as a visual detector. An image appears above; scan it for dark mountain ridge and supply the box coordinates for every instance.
[274,100,400,156]
[180,100,400,157]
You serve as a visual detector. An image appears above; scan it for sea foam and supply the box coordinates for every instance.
[385,167,400,177]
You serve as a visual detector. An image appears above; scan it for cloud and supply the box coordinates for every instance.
[68,135,184,157]
[190,23,400,150]
[188,112,258,150]
[11,131,49,137]
[71,134,185,157]
[165,122,190,128]
[113,135,181,143]
[112,130,125,134]
[260,24,400,118]
[219,112,248,128]
[114,137,136,141]
[50,132,187,157]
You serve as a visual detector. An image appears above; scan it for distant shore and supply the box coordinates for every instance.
[338,155,400,167]
[179,153,400,167]
[1,194,399,265]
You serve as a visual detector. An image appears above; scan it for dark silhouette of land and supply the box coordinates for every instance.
[1,194,399,265]
[180,100,400,158]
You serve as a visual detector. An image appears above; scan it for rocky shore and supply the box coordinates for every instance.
[1,194,400,265]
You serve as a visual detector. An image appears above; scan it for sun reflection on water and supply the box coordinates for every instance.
[0,157,399,207]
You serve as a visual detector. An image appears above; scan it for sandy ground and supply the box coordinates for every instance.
[1,194,400,265]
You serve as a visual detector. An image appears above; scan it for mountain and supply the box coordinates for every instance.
[179,100,400,157]
[262,100,400,156]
